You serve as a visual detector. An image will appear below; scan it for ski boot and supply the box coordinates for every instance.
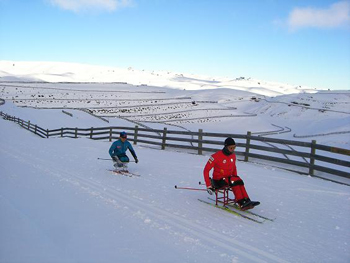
[238,198,260,211]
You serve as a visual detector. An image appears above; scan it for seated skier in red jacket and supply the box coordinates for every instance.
[203,137,260,210]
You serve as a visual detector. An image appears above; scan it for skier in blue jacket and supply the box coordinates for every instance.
[109,131,138,171]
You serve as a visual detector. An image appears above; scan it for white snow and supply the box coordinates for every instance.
[1,116,350,263]
[1,61,350,263]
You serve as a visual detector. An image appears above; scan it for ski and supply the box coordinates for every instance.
[198,199,264,224]
[208,197,274,222]
[229,204,275,222]
[107,169,141,177]
[108,169,132,177]
[123,171,141,177]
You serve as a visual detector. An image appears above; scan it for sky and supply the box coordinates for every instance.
[0,0,349,90]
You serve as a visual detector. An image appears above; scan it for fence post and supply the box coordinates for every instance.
[161,127,167,150]
[46,129,49,138]
[75,128,78,138]
[90,127,93,139]
[198,129,203,155]
[309,140,316,176]
[109,127,113,142]
[244,131,251,162]
[134,125,138,145]
[34,125,37,134]
[61,128,63,137]
[27,120,30,130]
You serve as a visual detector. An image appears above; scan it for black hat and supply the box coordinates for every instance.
[224,137,236,146]
[120,131,127,138]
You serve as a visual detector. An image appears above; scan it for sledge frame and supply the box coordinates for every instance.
[214,186,236,207]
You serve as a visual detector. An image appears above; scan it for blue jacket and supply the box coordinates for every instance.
[109,139,137,160]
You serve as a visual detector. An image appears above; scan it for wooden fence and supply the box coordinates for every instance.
[1,110,350,180]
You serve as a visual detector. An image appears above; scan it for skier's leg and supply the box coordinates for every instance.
[118,155,129,163]
[118,155,130,172]
[230,185,244,201]
[230,177,260,209]
[112,156,124,171]
[122,162,128,172]
[212,178,228,189]
[229,177,250,204]
[238,185,250,200]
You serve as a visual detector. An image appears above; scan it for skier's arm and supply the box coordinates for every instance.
[109,142,116,157]
[232,165,238,176]
[127,143,138,161]
[130,150,137,161]
[232,156,238,176]
[203,156,215,187]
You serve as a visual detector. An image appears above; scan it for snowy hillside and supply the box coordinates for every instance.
[1,61,350,263]
[1,110,350,263]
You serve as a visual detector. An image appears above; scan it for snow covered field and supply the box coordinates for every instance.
[1,61,350,262]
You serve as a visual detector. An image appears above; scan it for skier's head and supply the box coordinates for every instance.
[224,137,236,146]
[224,137,236,153]
[120,131,127,139]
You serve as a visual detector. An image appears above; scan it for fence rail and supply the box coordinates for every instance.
[1,110,349,181]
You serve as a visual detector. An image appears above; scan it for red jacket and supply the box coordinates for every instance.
[203,150,237,187]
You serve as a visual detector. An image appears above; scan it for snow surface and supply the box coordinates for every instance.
[1,114,350,263]
[1,61,350,262]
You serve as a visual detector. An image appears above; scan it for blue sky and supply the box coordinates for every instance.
[0,0,349,90]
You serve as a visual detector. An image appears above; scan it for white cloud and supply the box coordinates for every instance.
[287,1,350,31]
[48,0,134,13]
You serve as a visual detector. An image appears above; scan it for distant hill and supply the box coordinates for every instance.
[0,61,319,97]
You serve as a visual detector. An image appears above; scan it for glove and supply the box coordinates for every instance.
[135,158,138,164]
[207,186,214,195]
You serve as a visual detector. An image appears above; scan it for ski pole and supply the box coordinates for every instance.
[174,185,207,191]
[97,158,136,162]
